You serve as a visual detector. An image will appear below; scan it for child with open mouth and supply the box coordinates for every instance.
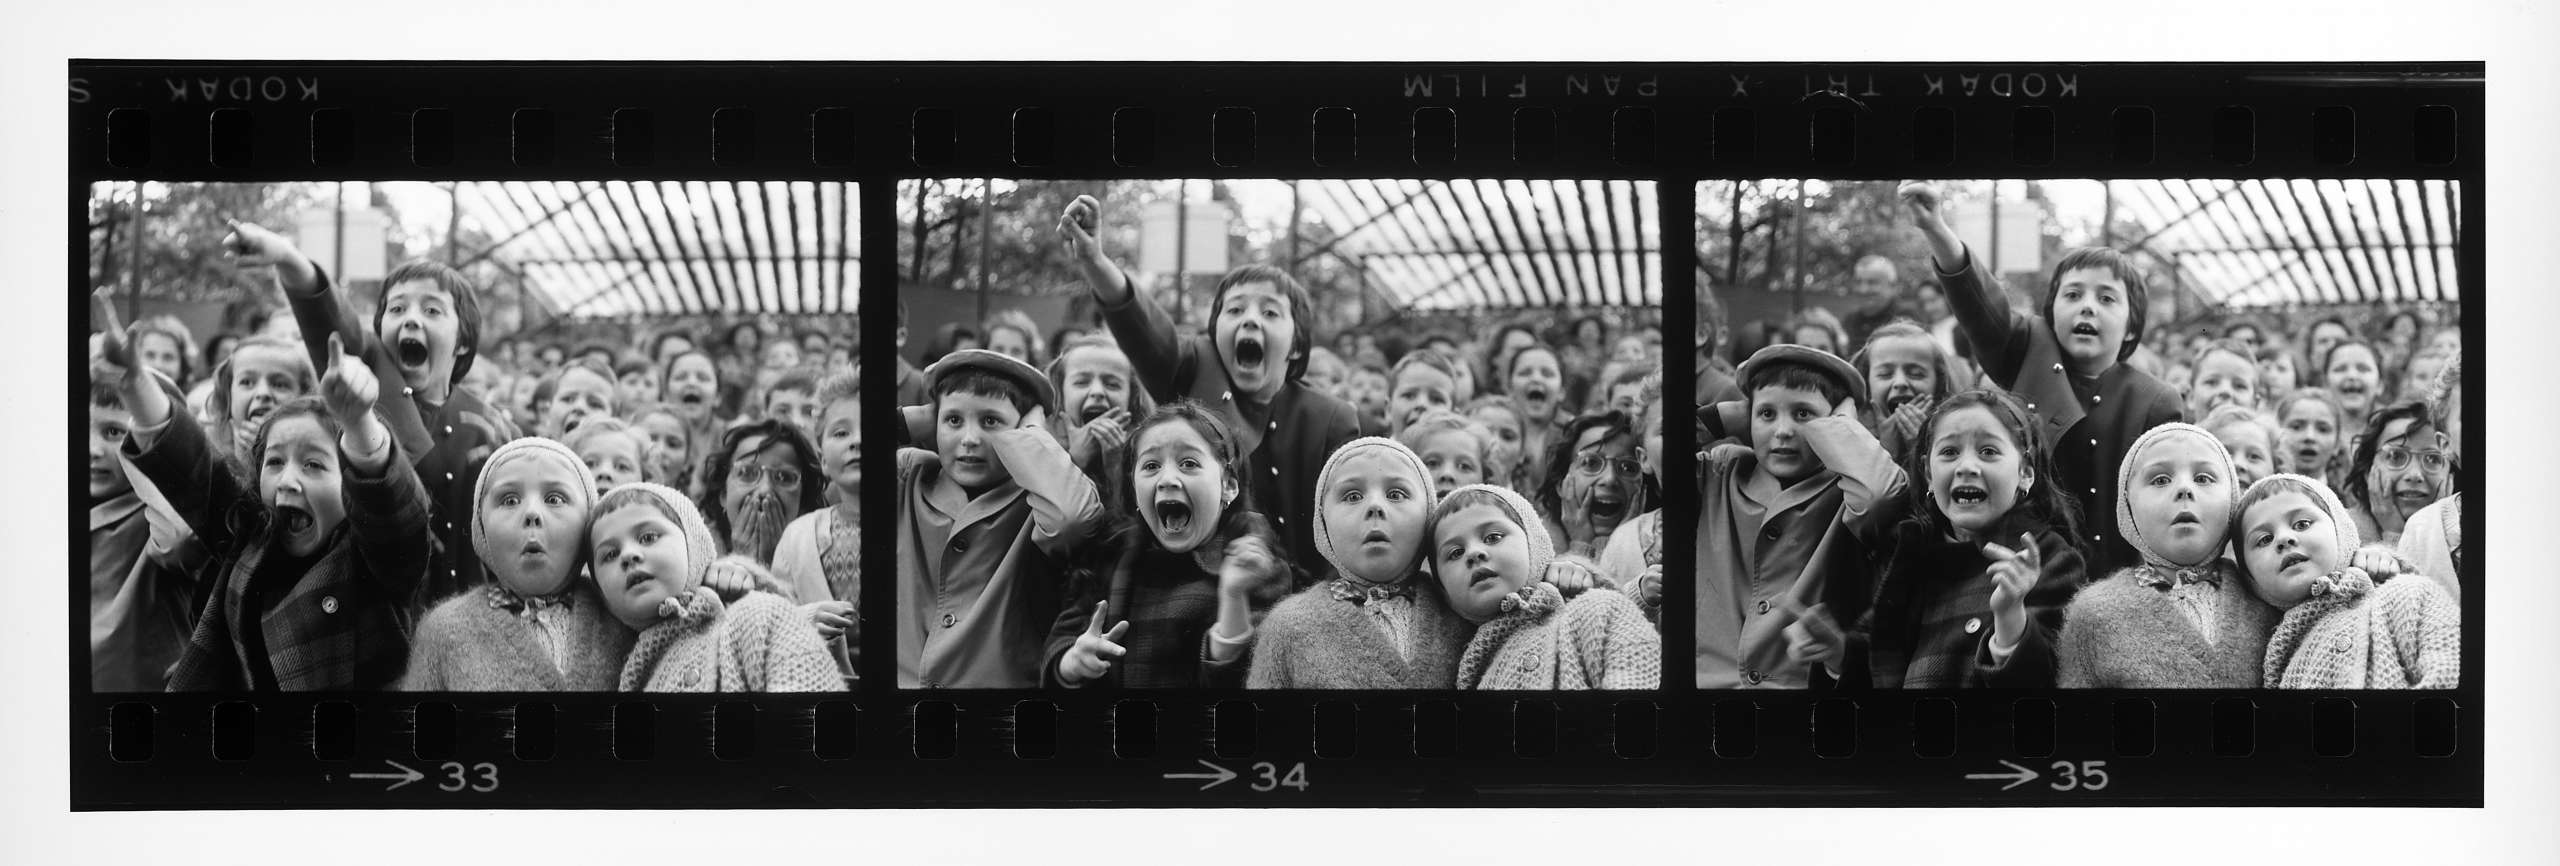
[660,348,726,490]
[1900,181,2183,578]
[2321,339,2385,425]
[1502,343,1568,495]
[199,334,316,476]
[1384,350,1463,438]
[1248,438,1470,689]
[2275,388,2349,488]
[2343,401,2455,545]
[226,220,518,602]
[1785,390,2087,688]
[1047,402,1292,689]
[402,438,635,690]
[2056,423,2280,688]
[104,293,433,691]
[1047,334,1152,485]
[1433,484,1658,690]
[591,482,844,692]
[2237,474,2458,688]
[1853,320,1957,463]
[1062,194,1360,584]
[1539,412,1654,561]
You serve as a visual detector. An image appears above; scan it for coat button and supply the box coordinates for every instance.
[2052,363,2065,373]
[321,596,339,614]
[952,538,970,553]
[1963,617,1981,635]
[1763,526,1781,540]
[1744,670,1764,685]
[1221,391,1232,402]
[444,425,454,435]
[2026,402,2036,411]
[1268,421,1278,430]
[1755,600,1771,614]
[1270,466,1279,476]
[2093,395,2103,404]
[941,613,956,628]
[445,472,456,481]
[404,387,416,397]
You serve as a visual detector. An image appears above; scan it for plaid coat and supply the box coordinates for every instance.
[1840,522,2085,689]
[136,410,432,692]
[1042,513,1291,689]
[289,268,517,603]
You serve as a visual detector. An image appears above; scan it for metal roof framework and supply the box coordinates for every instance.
[1281,179,1660,312]
[2108,178,2460,309]
[453,180,859,319]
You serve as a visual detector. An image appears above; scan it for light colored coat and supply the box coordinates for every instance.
[2264,569,2459,689]
[1456,587,1659,690]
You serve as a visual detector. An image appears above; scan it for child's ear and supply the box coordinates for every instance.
[2018,462,2035,496]
[1221,472,1239,508]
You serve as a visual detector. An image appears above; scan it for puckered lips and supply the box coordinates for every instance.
[1359,526,1393,549]
[2167,509,2204,530]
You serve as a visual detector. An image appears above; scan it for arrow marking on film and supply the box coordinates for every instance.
[347,760,426,791]
[1965,759,2039,791]
[1163,759,1238,791]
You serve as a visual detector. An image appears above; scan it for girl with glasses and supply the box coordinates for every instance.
[2343,401,2454,546]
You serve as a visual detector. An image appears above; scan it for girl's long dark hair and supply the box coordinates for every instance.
[221,396,343,553]
[1889,389,2086,555]
[1068,400,1294,602]
[1536,410,1659,523]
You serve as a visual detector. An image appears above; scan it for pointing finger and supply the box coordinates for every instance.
[1082,601,1111,636]
[1102,620,1131,644]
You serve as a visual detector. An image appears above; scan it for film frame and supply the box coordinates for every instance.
[67,61,2481,808]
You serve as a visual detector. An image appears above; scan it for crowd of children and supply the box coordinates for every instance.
[88,183,2463,695]
[87,222,854,693]
[1707,181,2463,690]
[885,193,1666,690]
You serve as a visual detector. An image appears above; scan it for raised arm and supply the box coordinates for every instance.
[1061,194,1196,402]
[228,221,435,460]
[1898,181,2032,385]
[984,417,1105,557]
[320,334,433,604]
[96,293,247,553]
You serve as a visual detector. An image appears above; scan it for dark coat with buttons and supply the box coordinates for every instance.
[289,268,518,606]
[1098,282,1360,587]
[135,409,432,692]
[1937,247,2181,578]
[1837,521,2084,689]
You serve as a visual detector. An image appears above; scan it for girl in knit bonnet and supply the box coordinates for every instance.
[2055,423,2281,688]
[2235,474,2458,689]
[590,482,844,692]
[402,438,635,690]
[1433,484,1658,690]
[1247,438,1472,689]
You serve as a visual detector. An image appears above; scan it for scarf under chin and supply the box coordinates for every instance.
[2114,423,2237,571]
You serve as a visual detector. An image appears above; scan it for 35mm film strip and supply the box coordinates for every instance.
[68,61,2481,808]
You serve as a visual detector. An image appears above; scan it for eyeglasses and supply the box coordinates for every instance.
[1574,449,1645,479]
[2375,446,2449,474]
[731,461,801,489]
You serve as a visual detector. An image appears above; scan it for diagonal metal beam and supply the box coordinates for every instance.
[457,183,603,270]
[1289,182,1439,270]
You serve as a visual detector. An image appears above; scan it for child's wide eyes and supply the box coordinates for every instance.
[1386,487,1411,502]
[638,530,661,545]
[2149,473,2172,487]
[1139,459,1160,473]
[544,492,569,505]
[499,493,521,507]
[1339,489,1362,503]
[1483,530,1505,545]
[2291,517,2314,531]
[2194,473,2218,486]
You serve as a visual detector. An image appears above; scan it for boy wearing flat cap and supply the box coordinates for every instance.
[1694,345,1907,688]
[896,350,1105,688]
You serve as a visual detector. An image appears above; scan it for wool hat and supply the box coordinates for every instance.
[2114,422,2235,569]
[926,348,1057,414]
[1430,483,1555,586]
[1309,436,1433,582]
[595,481,719,592]
[470,436,600,568]
[1735,343,1868,407]
[2236,473,2363,565]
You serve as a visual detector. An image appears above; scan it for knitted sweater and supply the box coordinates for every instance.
[2264,569,2460,689]
[620,588,846,692]
[1455,587,1660,690]
[2055,562,2278,688]
[400,586,635,691]
[1246,579,1471,689]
